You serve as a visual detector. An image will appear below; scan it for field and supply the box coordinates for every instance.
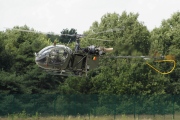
[0,114,180,120]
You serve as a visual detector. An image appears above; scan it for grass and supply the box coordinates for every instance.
[0,111,180,120]
[0,114,180,120]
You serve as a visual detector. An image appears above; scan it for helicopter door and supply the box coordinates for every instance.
[72,54,86,70]
[49,48,66,63]
[86,55,99,70]
[47,47,69,69]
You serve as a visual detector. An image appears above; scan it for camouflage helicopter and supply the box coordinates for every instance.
[11,28,176,76]
[35,34,114,76]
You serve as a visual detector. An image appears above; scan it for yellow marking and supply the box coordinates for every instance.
[146,60,176,74]
[93,56,97,61]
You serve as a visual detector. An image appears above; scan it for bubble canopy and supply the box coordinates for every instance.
[35,45,72,70]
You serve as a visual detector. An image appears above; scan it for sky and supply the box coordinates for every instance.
[0,0,180,34]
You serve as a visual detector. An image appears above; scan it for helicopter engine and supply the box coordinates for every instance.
[84,45,113,55]
[35,45,72,70]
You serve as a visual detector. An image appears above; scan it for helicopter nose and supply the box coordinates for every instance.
[35,53,40,63]
[35,56,40,66]
[35,53,46,67]
[35,56,48,69]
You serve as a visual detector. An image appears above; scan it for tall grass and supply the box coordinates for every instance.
[0,111,179,120]
[0,114,180,120]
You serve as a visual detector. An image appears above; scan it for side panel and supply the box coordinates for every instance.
[72,54,86,70]
[86,55,99,70]
[69,54,99,76]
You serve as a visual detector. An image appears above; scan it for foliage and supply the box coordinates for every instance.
[46,28,77,44]
[0,25,63,94]
[0,11,179,116]
[150,12,180,94]
[0,94,179,116]
[59,28,77,43]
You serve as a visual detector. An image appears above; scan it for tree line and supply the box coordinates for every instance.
[0,11,179,95]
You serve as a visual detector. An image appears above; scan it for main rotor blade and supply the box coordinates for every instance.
[113,56,151,60]
[4,27,79,37]
[88,38,113,41]
[87,27,125,36]
[106,56,158,60]
[5,27,62,36]
[5,27,125,38]
[60,34,77,37]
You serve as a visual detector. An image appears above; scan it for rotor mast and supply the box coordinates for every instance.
[75,35,80,53]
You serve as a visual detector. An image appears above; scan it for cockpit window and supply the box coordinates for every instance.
[48,46,68,64]
[38,46,54,55]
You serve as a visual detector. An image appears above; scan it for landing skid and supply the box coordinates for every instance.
[44,69,85,77]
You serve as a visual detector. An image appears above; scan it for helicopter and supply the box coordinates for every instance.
[35,34,114,76]
[9,28,176,76]
[34,35,176,76]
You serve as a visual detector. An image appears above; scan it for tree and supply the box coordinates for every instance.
[0,31,14,71]
[59,28,77,43]
[3,25,50,74]
[84,12,151,55]
[0,25,61,94]
[150,12,180,94]
[81,12,156,95]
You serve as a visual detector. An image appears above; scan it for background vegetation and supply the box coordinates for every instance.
[0,11,180,117]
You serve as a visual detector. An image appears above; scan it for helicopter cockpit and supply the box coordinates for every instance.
[35,45,72,70]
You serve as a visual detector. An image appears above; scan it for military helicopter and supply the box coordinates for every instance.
[10,28,176,76]
[35,34,114,76]
[34,36,176,76]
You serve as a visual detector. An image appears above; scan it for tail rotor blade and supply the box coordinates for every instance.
[165,55,175,60]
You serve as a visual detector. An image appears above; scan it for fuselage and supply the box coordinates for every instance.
[35,45,72,70]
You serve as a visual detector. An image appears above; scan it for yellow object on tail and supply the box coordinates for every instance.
[146,55,176,74]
